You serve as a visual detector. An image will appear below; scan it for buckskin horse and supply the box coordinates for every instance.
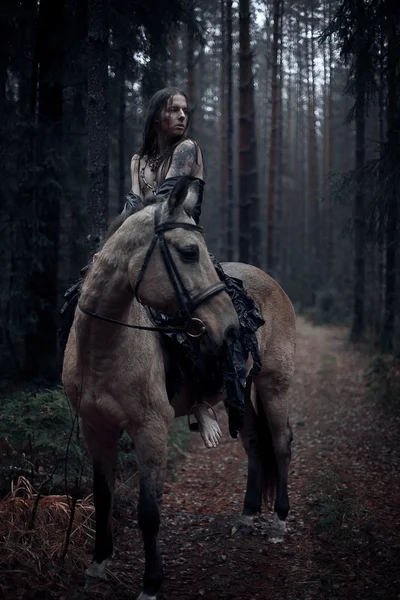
[62,176,296,600]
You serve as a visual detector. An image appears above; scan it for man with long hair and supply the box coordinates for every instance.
[61,88,219,448]
[122,87,204,218]
[60,87,264,449]
[122,87,223,447]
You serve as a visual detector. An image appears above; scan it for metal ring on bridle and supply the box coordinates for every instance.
[186,317,207,338]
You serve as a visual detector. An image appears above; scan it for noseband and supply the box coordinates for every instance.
[79,203,227,337]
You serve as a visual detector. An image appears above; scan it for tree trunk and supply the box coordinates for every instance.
[118,48,127,212]
[376,13,386,338]
[169,35,177,85]
[275,3,285,282]
[238,0,260,266]
[186,23,196,136]
[87,0,109,251]
[325,0,334,284]
[226,0,234,261]
[380,2,400,351]
[350,0,366,342]
[266,0,282,275]
[297,11,308,307]
[283,6,293,292]
[307,4,319,304]
[24,0,64,380]
[220,0,228,259]
[68,0,88,278]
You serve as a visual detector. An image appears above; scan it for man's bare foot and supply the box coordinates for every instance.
[192,403,222,448]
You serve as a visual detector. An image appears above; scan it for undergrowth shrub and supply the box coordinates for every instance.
[303,288,349,326]
[0,388,89,496]
[364,354,400,409]
[0,387,193,498]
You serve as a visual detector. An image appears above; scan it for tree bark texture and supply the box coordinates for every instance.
[24,0,64,380]
[307,5,319,303]
[380,2,400,351]
[87,0,109,251]
[238,0,260,267]
[186,22,196,142]
[220,0,228,259]
[226,0,234,261]
[118,48,127,213]
[350,0,366,342]
[266,0,282,275]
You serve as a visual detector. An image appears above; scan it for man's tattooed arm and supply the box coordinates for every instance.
[166,140,198,177]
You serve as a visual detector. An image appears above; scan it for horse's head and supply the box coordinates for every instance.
[123,177,239,351]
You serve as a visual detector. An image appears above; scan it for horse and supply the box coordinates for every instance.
[62,176,296,600]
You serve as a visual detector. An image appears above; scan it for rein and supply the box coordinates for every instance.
[79,203,227,338]
[78,304,188,333]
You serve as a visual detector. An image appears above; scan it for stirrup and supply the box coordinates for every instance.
[187,401,218,432]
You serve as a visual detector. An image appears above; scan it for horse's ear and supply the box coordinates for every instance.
[167,176,198,218]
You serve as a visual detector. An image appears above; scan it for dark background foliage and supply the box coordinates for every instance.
[1,0,399,386]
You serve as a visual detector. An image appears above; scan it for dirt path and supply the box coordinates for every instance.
[96,317,399,600]
[8,317,399,600]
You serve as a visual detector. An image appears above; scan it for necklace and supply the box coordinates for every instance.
[148,152,165,172]
[140,161,158,195]
[140,150,168,196]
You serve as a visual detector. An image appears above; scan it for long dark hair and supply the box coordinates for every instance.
[139,87,190,157]
[139,87,194,179]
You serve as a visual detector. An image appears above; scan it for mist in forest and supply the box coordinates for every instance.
[1,0,399,383]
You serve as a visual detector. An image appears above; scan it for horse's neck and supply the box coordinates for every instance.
[77,262,132,348]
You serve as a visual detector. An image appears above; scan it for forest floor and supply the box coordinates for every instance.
[3,316,400,600]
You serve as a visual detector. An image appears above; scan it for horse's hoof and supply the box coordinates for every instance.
[231,514,254,536]
[85,559,109,586]
[84,576,106,591]
[268,515,287,543]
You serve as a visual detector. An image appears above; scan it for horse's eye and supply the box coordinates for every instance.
[178,244,199,263]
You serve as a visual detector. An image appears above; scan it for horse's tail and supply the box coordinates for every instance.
[253,391,278,507]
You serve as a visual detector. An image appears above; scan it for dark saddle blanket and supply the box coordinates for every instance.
[149,257,265,438]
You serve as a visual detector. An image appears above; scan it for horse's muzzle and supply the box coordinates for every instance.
[201,321,239,355]
[223,323,240,345]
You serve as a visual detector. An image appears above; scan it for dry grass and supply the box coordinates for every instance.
[0,476,94,588]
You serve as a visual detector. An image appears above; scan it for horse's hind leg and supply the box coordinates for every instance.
[129,415,170,600]
[256,374,293,539]
[81,420,119,582]
[232,387,264,535]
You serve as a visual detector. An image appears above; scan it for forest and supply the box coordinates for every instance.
[1,1,400,599]
[0,0,399,385]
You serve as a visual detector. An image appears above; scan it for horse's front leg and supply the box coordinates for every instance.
[81,420,119,583]
[232,389,263,535]
[130,413,171,600]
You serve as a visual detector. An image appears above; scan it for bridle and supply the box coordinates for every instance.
[79,203,227,338]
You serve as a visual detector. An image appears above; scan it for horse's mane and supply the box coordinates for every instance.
[99,175,196,254]
[99,200,149,250]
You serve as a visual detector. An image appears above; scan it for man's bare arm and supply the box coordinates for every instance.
[165,140,203,178]
[130,154,143,197]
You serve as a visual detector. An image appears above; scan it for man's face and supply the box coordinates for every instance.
[159,94,188,140]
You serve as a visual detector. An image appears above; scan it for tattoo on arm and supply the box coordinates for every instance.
[167,140,197,177]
